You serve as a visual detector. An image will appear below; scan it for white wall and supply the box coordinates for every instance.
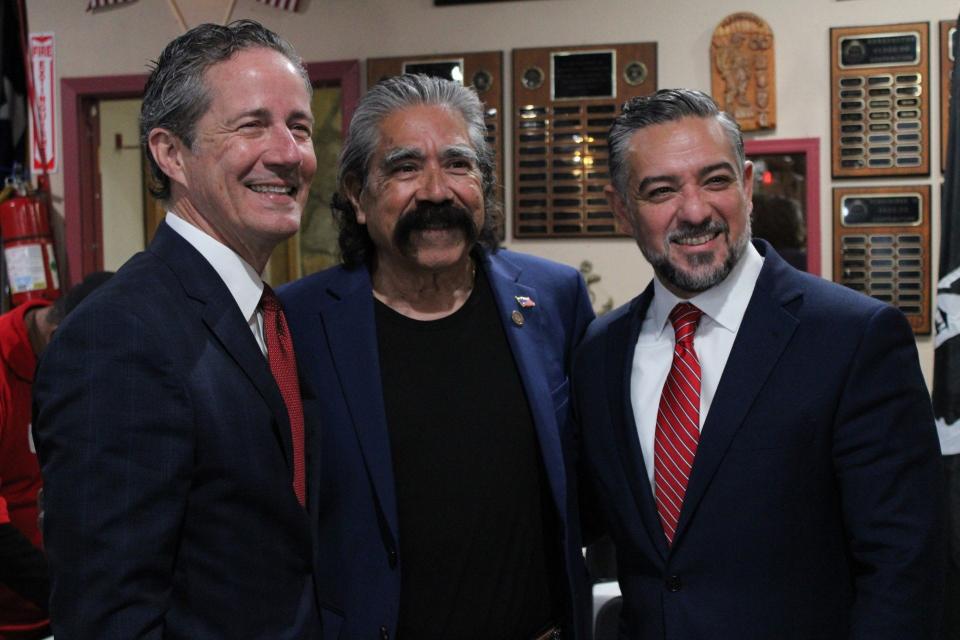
[24,0,959,384]
[98,98,144,271]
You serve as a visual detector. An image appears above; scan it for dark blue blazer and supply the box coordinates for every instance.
[572,241,944,639]
[280,249,595,640]
[33,223,326,639]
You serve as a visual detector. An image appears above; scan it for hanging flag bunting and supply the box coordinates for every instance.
[936,16,960,456]
[256,0,300,12]
[86,0,138,11]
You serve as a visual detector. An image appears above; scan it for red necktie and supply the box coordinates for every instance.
[261,285,306,507]
[654,302,704,545]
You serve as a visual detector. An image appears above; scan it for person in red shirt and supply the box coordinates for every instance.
[0,272,111,640]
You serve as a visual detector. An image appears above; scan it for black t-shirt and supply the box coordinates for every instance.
[375,266,561,640]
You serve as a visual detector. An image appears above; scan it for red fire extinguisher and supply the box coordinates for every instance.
[0,192,61,305]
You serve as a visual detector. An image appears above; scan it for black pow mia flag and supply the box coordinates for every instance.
[935,15,960,456]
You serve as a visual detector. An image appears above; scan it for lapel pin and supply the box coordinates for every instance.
[511,310,525,326]
[515,295,536,308]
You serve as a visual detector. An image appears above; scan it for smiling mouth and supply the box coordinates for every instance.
[673,231,719,246]
[248,184,296,196]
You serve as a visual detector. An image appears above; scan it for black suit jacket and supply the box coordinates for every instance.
[573,241,944,639]
[33,222,325,639]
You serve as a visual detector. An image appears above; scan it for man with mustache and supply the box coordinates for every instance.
[572,89,945,638]
[33,21,326,638]
[280,74,594,640]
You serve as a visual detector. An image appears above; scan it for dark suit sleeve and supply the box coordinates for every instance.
[832,304,945,639]
[33,302,192,639]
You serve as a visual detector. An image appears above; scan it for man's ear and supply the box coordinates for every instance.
[344,174,367,224]
[605,184,635,236]
[147,128,189,191]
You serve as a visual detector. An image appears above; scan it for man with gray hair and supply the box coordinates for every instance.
[572,88,945,638]
[34,20,324,638]
[281,74,594,639]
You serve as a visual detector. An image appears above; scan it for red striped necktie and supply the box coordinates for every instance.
[654,302,704,545]
[261,285,306,508]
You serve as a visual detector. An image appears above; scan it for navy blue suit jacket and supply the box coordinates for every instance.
[572,241,944,639]
[280,249,594,640]
[33,223,324,639]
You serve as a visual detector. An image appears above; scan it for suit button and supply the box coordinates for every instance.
[380,625,390,640]
[388,548,398,568]
[665,575,682,592]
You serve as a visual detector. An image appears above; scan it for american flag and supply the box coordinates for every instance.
[257,0,300,11]
[86,0,137,11]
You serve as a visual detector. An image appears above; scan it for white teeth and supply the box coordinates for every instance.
[249,185,293,195]
[675,234,714,245]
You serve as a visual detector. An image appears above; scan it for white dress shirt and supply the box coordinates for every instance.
[629,242,764,487]
[164,212,268,355]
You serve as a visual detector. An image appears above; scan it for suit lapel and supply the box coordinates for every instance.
[485,253,570,523]
[148,222,294,470]
[673,245,802,545]
[608,285,670,559]
[315,268,400,540]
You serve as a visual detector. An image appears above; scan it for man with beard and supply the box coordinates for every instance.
[571,89,945,639]
[280,74,594,640]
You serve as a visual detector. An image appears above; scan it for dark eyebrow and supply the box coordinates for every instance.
[634,161,738,194]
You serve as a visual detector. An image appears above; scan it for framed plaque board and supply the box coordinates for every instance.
[832,185,931,334]
[367,52,505,215]
[512,42,657,238]
[830,22,930,178]
[941,20,955,172]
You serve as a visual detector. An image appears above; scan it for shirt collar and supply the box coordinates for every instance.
[164,212,264,322]
[650,240,764,337]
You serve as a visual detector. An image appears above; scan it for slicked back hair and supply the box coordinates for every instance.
[139,19,310,201]
[332,74,500,268]
[607,88,745,201]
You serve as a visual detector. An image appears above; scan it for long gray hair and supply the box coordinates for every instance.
[332,74,500,267]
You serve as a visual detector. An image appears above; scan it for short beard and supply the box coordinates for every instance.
[393,202,479,257]
[643,218,751,294]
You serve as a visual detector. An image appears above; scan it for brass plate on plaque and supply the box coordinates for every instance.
[830,22,930,178]
[512,42,657,238]
[710,12,776,131]
[941,20,955,172]
[832,185,931,334]
[367,51,505,222]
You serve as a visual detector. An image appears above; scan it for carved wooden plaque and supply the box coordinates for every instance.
[512,42,657,238]
[367,51,505,218]
[710,12,776,131]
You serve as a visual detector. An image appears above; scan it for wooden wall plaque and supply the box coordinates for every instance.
[941,20,955,172]
[710,12,776,132]
[512,42,657,238]
[832,184,931,334]
[367,52,505,217]
[830,22,930,178]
